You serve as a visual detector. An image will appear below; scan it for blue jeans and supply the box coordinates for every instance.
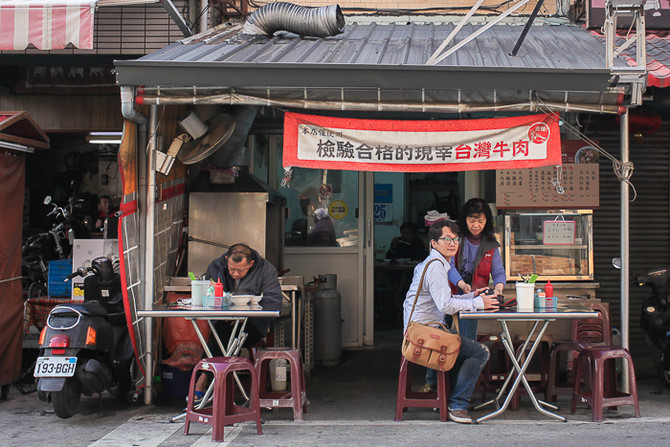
[444,315,478,341]
[426,335,490,411]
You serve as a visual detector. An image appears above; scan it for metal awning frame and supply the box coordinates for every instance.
[134,85,626,114]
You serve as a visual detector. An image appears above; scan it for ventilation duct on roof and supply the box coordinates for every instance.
[242,2,345,38]
[204,105,259,168]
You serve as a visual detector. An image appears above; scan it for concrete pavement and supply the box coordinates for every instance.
[2,333,670,447]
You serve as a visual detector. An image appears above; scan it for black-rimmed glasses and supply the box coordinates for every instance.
[437,236,461,245]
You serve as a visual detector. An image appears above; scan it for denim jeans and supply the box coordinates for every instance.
[426,335,490,411]
[444,315,478,341]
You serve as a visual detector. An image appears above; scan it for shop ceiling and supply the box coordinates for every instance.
[115,21,646,114]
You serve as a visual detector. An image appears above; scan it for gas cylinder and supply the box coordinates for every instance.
[314,274,342,366]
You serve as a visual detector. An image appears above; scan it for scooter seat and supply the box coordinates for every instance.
[52,302,108,318]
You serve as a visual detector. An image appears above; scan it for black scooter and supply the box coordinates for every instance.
[615,258,670,389]
[34,257,134,418]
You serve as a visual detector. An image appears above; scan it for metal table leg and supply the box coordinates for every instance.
[474,319,566,423]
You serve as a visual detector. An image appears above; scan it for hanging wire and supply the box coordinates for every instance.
[551,165,565,194]
[534,95,637,201]
[281,167,293,188]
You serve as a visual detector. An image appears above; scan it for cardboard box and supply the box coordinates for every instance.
[71,239,118,301]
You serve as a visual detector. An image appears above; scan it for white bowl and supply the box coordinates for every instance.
[231,304,251,310]
[231,295,251,306]
[250,295,262,305]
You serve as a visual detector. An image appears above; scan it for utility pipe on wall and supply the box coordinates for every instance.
[120,86,148,126]
[142,106,158,404]
[620,108,630,393]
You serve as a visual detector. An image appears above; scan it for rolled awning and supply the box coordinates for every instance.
[0,0,161,50]
[0,0,98,50]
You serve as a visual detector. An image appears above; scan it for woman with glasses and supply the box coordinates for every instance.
[403,219,499,423]
[449,198,506,341]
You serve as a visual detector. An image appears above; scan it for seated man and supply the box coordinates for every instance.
[204,243,282,347]
[193,243,282,399]
[386,222,426,261]
[95,195,116,232]
[306,208,338,247]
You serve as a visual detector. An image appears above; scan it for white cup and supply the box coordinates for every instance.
[191,280,210,306]
[515,282,535,312]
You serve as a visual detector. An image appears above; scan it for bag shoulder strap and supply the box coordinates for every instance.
[407,258,443,324]
[407,257,461,335]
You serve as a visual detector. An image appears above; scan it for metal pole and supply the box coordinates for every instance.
[199,0,208,32]
[620,109,630,393]
[143,105,158,404]
[510,0,545,56]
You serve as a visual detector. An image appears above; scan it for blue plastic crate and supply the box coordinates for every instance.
[48,259,73,297]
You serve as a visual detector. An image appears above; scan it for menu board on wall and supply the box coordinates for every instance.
[496,164,599,209]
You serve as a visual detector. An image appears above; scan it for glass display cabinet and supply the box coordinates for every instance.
[502,210,594,281]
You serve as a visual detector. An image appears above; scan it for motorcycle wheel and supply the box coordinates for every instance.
[27,281,47,299]
[52,378,81,419]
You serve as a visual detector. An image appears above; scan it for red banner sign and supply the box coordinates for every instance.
[283,112,561,172]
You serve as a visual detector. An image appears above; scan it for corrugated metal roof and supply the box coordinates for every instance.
[137,22,621,70]
[115,21,644,113]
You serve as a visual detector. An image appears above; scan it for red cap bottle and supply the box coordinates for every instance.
[545,280,554,298]
[214,278,224,297]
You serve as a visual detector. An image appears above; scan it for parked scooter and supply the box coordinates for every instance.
[614,258,670,389]
[34,256,134,418]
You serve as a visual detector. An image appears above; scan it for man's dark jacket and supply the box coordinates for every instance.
[204,248,282,334]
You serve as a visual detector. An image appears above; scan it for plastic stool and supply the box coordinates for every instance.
[184,357,262,442]
[510,338,551,409]
[477,335,510,403]
[571,346,641,422]
[394,357,449,422]
[546,342,582,402]
[255,348,308,421]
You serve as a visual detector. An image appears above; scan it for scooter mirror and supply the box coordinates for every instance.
[43,196,52,205]
[612,257,622,270]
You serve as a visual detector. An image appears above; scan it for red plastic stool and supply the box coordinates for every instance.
[254,348,308,421]
[184,357,262,442]
[394,357,449,422]
[570,346,641,422]
[546,342,583,402]
[477,335,510,403]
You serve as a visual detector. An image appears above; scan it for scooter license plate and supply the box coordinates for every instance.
[34,357,77,377]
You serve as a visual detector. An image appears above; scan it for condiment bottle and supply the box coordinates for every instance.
[545,280,554,298]
[214,278,224,297]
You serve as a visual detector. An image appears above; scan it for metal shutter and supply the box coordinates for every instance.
[589,114,670,373]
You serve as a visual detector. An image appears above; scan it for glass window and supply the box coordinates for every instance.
[278,165,359,248]
[504,210,593,281]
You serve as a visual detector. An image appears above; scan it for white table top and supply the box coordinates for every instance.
[460,303,598,321]
[137,303,280,319]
